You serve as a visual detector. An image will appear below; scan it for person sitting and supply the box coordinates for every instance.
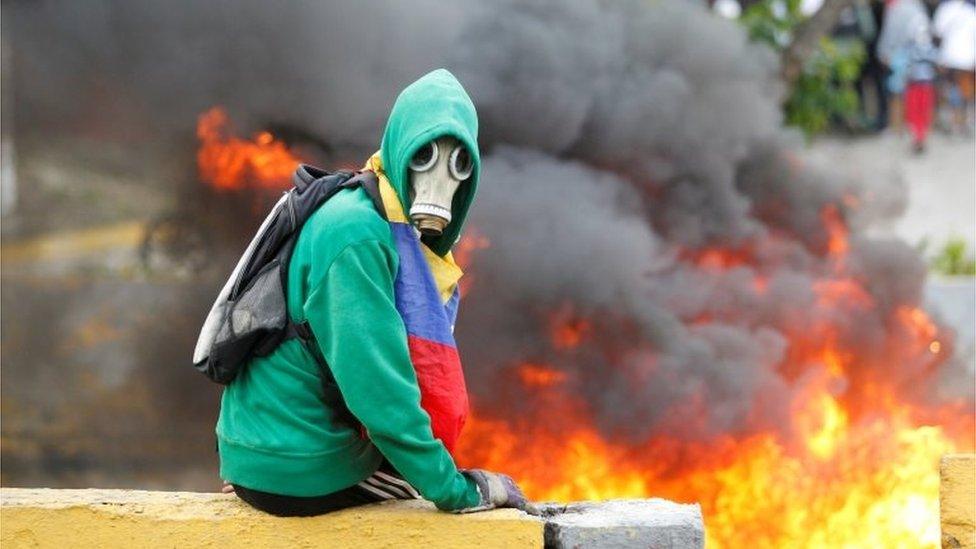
[215,69,533,517]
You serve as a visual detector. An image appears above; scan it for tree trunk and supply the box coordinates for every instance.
[782,0,857,85]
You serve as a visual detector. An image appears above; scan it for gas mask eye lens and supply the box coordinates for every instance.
[409,141,438,172]
[449,146,473,181]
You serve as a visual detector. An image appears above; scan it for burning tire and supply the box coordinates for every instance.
[140,213,214,277]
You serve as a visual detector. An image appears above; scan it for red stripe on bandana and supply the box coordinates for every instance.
[407,334,469,453]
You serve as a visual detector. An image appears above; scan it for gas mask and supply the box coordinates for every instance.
[408,136,473,236]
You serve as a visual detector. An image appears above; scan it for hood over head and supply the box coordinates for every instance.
[380,69,480,256]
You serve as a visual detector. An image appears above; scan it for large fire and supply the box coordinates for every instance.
[197,107,301,191]
[197,108,974,548]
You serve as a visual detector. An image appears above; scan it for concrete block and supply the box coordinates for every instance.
[941,454,975,549]
[541,499,705,549]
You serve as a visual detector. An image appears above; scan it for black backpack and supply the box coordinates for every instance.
[192,164,385,386]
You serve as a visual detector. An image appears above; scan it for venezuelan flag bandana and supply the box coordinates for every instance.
[366,154,469,454]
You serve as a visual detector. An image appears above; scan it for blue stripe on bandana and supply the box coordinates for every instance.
[390,223,457,347]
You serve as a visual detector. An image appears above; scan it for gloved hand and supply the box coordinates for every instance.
[457,469,539,515]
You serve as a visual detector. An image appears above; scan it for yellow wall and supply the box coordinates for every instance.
[0,488,542,549]
[942,454,975,549]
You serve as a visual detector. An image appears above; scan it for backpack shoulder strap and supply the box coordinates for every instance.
[283,166,388,347]
[286,319,360,428]
[343,170,387,221]
[281,167,388,431]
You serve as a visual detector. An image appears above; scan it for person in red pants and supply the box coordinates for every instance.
[903,32,939,153]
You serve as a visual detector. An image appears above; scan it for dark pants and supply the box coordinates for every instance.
[231,462,420,517]
[232,482,386,517]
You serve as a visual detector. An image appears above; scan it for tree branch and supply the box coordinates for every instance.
[782,0,856,84]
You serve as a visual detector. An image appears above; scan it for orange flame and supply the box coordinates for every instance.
[821,204,849,258]
[548,306,591,350]
[455,228,491,295]
[814,278,874,309]
[455,227,491,266]
[517,362,568,388]
[197,107,300,191]
[688,247,752,270]
[453,217,972,548]
[457,368,966,547]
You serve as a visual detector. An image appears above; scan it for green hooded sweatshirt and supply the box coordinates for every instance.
[216,69,481,510]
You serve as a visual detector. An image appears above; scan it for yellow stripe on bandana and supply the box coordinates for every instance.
[366,153,462,303]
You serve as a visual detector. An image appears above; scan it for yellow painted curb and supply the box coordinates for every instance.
[942,454,975,549]
[0,488,543,549]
